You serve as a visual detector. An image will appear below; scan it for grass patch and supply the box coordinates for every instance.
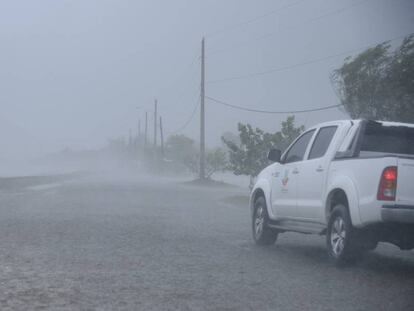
[221,195,250,207]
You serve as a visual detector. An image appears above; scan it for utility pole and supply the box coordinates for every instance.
[144,112,148,147]
[154,99,158,147]
[138,120,141,137]
[137,119,141,148]
[200,37,206,180]
[159,116,164,157]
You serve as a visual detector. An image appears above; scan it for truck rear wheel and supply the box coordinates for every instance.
[252,196,278,245]
[327,204,363,265]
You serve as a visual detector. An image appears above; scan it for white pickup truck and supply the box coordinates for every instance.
[250,119,414,264]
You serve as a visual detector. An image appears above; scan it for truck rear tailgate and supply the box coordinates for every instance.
[397,158,414,206]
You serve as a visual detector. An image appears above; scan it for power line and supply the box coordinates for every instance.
[207,49,357,84]
[160,51,200,136]
[205,0,306,38]
[207,0,371,56]
[160,48,200,96]
[167,95,200,135]
[206,96,344,114]
[163,67,200,111]
[207,32,413,84]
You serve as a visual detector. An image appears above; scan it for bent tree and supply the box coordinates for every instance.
[332,35,414,122]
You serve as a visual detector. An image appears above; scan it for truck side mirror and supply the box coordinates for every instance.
[268,149,282,163]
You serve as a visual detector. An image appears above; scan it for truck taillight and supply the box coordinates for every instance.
[377,166,397,201]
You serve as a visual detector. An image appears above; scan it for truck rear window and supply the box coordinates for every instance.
[361,123,414,156]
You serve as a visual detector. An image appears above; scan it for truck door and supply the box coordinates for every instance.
[296,126,338,221]
[271,129,315,218]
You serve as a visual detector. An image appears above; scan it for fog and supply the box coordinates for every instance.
[1,2,414,309]
[1,0,413,176]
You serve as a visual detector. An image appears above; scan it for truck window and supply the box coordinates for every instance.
[284,130,315,163]
[308,126,337,160]
[361,123,414,156]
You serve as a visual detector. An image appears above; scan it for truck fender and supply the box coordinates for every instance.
[325,176,362,227]
[250,179,272,218]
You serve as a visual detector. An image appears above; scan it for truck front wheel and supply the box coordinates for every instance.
[252,196,278,245]
[327,204,363,265]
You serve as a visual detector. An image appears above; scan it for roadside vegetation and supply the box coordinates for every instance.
[222,116,304,186]
[44,35,413,187]
[332,34,414,122]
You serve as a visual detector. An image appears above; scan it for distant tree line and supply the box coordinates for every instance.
[165,135,227,178]
[222,116,304,183]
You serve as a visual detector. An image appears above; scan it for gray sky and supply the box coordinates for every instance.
[1,0,413,158]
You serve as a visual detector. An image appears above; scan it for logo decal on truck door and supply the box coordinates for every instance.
[282,170,289,187]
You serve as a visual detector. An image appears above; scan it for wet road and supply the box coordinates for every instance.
[0,175,413,310]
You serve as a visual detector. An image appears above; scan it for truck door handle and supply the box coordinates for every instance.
[316,166,324,172]
[292,168,299,174]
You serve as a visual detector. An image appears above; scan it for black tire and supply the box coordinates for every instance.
[326,204,363,265]
[252,196,278,245]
